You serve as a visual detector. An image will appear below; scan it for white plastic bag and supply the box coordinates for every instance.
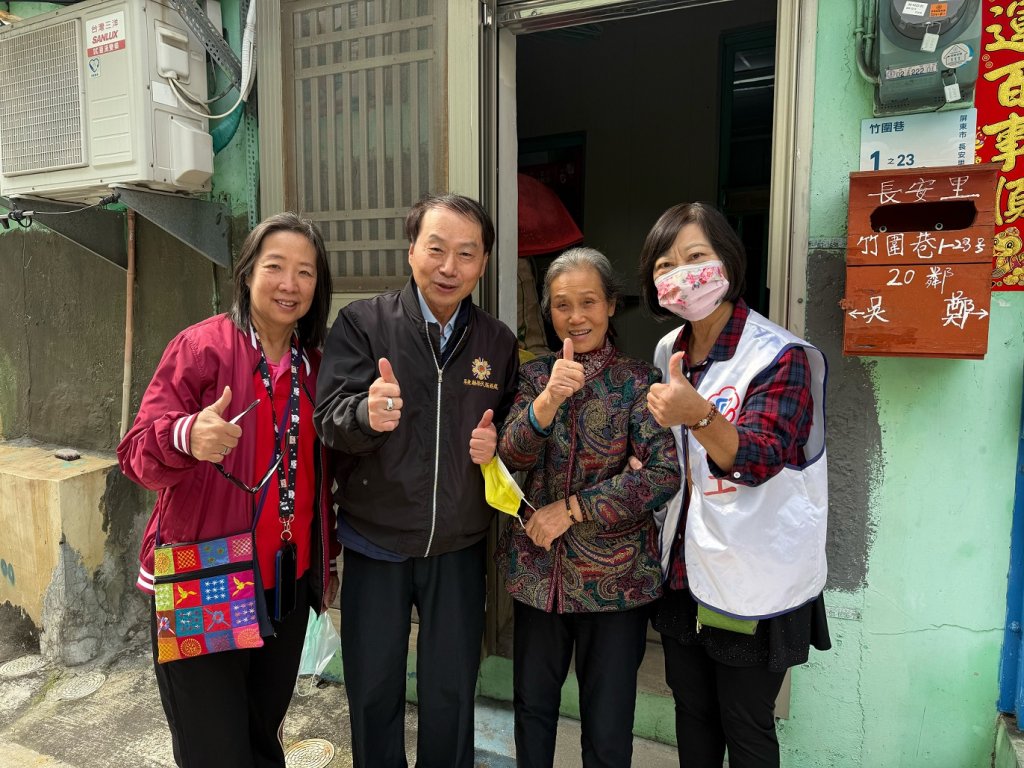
[295,608,341,695]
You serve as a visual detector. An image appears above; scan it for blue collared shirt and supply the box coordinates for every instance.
[416,286,458,352]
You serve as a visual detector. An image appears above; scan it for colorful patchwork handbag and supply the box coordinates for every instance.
[153,531,269,664]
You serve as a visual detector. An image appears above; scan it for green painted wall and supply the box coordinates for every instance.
[779,2,1024,766]
[203,0,258,219]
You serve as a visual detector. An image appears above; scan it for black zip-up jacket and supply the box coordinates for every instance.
[314,281,519,557]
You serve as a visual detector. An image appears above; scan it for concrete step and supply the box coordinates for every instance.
[996,714,1024,768]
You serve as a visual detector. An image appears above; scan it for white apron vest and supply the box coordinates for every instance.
[654,310,828,620]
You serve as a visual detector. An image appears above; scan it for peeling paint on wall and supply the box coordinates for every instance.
[39,470,153,666]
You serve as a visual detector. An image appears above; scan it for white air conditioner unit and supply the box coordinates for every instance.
[0,0,213,203]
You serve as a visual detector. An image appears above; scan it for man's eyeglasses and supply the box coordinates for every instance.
[214,451,283,494]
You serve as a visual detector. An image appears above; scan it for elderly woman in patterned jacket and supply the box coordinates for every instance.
[495,247,680,768]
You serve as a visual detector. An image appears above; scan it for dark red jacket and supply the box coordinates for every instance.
[117,315,339,610]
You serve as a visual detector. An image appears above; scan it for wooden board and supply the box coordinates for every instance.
[843,164,999,358]
[847,164,1000,232]
[842,263,992,358]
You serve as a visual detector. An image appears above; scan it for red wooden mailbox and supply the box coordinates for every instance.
[842,163,999,359]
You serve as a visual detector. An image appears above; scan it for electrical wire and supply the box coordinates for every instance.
[171,75,235,107]
[206,80,235,104]
[0,192,120,231]
[165,2,256,120]
[168,76,247,119]
[21,192,121,216]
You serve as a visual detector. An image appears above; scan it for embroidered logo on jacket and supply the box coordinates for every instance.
[464,357,499,390]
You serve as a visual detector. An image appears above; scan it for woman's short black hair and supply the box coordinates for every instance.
[638,202,747,318]
[229,212,333,349]
[405,193,496,256]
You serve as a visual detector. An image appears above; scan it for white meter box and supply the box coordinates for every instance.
[0,0,212,203]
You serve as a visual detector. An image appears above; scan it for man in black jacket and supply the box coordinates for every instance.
[314,194,519,768]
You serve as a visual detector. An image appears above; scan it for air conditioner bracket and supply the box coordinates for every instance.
[113,185,231,269]
[2,188,231,270]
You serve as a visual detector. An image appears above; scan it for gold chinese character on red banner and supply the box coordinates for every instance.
[979,1,1024,289]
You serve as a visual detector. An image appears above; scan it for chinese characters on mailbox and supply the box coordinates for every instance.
[843,164,997,358]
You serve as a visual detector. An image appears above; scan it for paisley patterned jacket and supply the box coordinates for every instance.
[496,341,681,614]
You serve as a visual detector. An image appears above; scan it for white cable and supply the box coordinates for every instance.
[169,76,234,106]
[167,77,212,107]
[169,76,245,119]
[166,2,257,120]
[239,1,257,101]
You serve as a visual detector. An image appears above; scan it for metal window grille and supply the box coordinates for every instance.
[0,20,85,176]
[283,0,446,290]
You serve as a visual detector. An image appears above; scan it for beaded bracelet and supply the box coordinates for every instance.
[689,402,718,431]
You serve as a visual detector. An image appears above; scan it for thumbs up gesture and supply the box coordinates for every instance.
[648,351,708,428]
[469,409,497,465]
[369,357,403,433]
[531,337,586,430]
[190,386,244,462]
[544,338,586,407]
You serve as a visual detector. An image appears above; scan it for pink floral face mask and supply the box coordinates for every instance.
[654,260,730,321]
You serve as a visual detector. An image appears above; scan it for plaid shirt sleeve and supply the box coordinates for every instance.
[707,345,813,486]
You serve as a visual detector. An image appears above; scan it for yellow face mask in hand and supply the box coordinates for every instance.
[480,456,531,527]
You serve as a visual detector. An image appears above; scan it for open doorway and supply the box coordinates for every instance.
[509,1,778,365]
[491,0,781,708]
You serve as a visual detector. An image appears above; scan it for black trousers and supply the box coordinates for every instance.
[340,540,486,768]
[662,634,787,768]
[151,583,310,768]
[512,601,650,768]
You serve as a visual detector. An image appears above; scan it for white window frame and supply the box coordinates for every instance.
[767,0,818,336]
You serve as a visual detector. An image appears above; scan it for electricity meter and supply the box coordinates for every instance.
[875,0,981,115]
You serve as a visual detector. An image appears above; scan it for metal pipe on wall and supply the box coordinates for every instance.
[119,210,136,439]
[854,0,879,84]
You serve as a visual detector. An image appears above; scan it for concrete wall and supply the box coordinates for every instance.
[0,0,250,661]
[0,224,229,449]
[0,444,150,665]
[777,3,1024,766]
[0,217,236,662]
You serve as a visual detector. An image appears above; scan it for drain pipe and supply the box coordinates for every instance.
[120,210,137,439]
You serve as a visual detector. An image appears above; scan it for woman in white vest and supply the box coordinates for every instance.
[638,202,831,768]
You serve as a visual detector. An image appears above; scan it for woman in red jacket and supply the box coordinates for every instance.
[118,212,340,768]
